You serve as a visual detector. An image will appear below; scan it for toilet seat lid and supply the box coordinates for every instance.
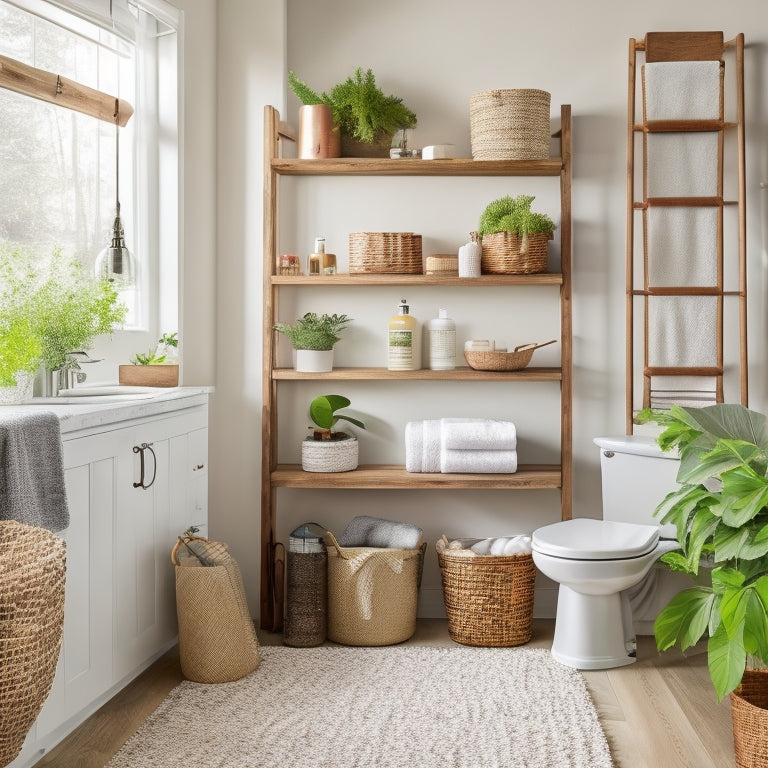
[532,518,661,560]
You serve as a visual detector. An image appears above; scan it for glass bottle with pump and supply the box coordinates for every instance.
[388,298,421,371]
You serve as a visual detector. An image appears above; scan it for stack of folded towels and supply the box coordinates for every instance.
[405,418,517,474]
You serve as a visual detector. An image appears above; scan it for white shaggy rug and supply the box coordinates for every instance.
[107,646,613,768]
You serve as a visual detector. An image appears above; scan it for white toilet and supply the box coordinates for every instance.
[532,435,682,670]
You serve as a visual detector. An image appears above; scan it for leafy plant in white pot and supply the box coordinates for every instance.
[301,394,365,473]
[273,312,351,372]
[637,403,768,768]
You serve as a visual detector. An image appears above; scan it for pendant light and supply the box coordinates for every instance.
[95,99,136,284]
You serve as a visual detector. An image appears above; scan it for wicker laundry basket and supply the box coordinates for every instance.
[0,521,66,767]
[173,536,260,683]
[438,543,536,647]
[731,669,768,768]
[470,89,551,160]
[326,532,425,646]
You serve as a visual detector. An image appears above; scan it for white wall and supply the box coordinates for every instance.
[200,0,768,619]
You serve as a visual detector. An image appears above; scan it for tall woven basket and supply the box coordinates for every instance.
[0,521,66,767]
[480,231,549,274]
[730,669,768,768]
[437,547,536,647]
[470,89,551,160]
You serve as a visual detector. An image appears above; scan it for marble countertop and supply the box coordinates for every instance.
[1,386,213,435]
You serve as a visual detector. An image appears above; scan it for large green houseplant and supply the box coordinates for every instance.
[636,403,768,702]
[288,68,417,155]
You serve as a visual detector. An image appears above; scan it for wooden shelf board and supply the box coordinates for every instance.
[273,366,562,381]
[271,157,564,177]
[271,273,563,286]
[272,464,562,489]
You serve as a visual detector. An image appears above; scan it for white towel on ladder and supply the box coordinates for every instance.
[643,61,722,121]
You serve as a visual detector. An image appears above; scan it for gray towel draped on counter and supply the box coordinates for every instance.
[0,410,69,532]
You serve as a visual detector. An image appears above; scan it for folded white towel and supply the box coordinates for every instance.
[440,418,517,451]
[646,133,719,198]
[422,419,441,473]
[405,421,423,472]
[338,515,423,549]
[440,449,518,474]
[647,295,717,368]
[643,61,721,121]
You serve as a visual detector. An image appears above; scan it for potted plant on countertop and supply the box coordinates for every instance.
[636,403,768,768]
[288,68,417,158]
[273,312,351,372]
[302,394,366,473]
[120,331,179,387]
[477,194,555,275]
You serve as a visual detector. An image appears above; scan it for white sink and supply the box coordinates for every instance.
[32,386,176,404]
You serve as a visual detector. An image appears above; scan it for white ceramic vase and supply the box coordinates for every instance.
[295,349,333,373]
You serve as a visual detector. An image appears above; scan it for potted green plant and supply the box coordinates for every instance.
[120,332,180,387]
[476,194,555,275]
[302,394,366,473]
[636,403,768,766]
[273,312,351,372]
[0,314,42,403]
[288,68,417,158]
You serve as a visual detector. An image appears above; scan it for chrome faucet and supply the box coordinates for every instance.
[63,351,102,390]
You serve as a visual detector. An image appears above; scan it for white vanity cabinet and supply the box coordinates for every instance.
[10,392,209,768]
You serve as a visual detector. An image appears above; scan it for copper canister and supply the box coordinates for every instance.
[297,105,341,159]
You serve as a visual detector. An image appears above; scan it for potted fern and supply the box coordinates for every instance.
[288,68,417,158]
[637,403,768,767]
[477,194,555,275]
[273,312,351,372]
[302,394,366,473]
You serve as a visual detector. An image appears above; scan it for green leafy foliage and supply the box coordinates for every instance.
[477,194,555,238]
[288,68,417,143]
[637,404,768,699]
[308,394,365,434]
[273,313,351,351]
[131,331,179,365]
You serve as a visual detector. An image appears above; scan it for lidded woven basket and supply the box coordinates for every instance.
[349,232,423,274]
[470,89,551,160]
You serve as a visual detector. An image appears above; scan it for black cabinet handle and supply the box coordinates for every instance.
[132,443,157,489]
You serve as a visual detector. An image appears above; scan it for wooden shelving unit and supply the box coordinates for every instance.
[260,104,573,629]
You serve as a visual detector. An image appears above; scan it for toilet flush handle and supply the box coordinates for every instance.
[603,450,615,458]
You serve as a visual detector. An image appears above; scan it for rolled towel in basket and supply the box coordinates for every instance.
[338,515,423,549]
[440,449,518,474]
[440,418,517,451]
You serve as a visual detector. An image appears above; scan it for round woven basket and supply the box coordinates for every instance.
[480,231,548,274]
[425,254,459,276]
[301,434,359,473]
[349,232,423,274]
[470,89,551,160]
[437,547,536,647]
[731,669,768,768]
[284,550,328,647]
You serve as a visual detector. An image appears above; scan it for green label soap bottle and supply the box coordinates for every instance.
[388,298,421,371]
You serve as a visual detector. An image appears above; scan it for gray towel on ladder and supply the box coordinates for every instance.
[0,411,70,532]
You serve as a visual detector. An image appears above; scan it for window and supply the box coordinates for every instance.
[0,0,180,378]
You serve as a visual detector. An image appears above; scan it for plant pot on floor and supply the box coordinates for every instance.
[301,432,358,473]
[294,349,333,373]
[119,364,179,387]
[731,669,768,768]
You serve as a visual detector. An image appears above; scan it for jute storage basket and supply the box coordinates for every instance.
[0,521,66,767]
[730,669,768,768]
[470,89,551,160]
[425,254,459,276]
[326,532,425,646]
[301,434,359,473]
[173,536,260,683]
[480,231,549,274]
[349,232,423,274]
[437,544,536,647]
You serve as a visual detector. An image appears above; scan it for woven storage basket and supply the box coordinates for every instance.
[480,231,548,274]
[464,340,556,371]
[731,669,768,768]
[172,536,260,683]
[437,545,536,647]
[326,532,425,646]
[349,232,423,274]
[425,254,459,276]
[470,89,551,160]
[0,520,66,767]
[301,434,358,473]
[284,549,327,647]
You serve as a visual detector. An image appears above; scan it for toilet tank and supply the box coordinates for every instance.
[594,436,680,538]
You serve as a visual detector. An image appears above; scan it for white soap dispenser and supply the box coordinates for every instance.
[426,308,456,370]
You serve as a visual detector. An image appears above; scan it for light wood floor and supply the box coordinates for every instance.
[35,619,736,768]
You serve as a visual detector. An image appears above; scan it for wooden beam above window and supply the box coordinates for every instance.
[0,53,134,126]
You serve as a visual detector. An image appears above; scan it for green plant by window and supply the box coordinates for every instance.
[273,313,351,351]
[288,68,417,144]
[478,194,555,238]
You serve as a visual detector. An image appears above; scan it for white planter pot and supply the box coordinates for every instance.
[295,349,334,372]
[301,433,358,473]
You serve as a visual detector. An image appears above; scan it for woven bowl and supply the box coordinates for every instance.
[464,340,556,371]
